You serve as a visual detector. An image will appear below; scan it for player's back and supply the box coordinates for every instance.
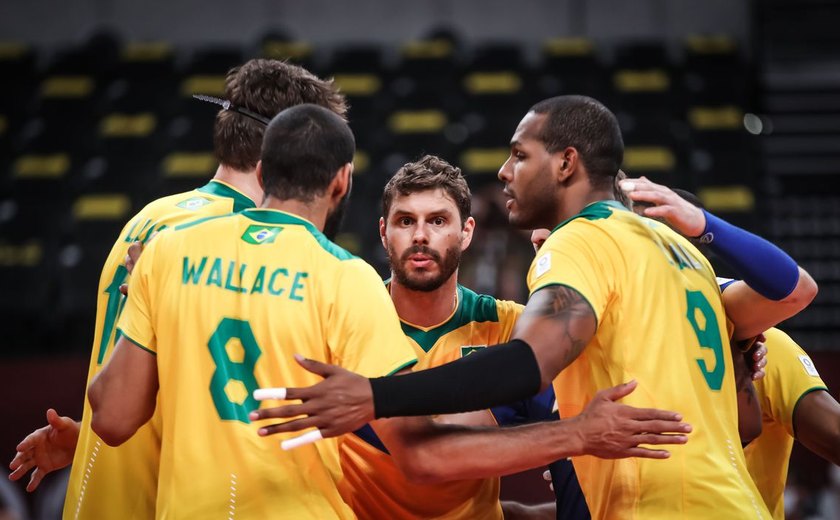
[65,180,254,520]
[119,208,416,519]
[339,286,521,520]
[530,201,769,519]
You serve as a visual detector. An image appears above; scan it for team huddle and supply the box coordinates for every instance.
[8,58,840,520]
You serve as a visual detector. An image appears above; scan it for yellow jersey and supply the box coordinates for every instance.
[529,200,770,520]
[117,208,417,519]
[65,180,255,520]
[339,285,521,520]
[744,327,827,519]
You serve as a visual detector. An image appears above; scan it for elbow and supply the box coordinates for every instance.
[392,445,451,485]
[88,382,136,447]
[90,412,133,447]
[786,268,818,308]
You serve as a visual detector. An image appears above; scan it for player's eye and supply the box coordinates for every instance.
[399,217,413,226]
[432,217,445,226]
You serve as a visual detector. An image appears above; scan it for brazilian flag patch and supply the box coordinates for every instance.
[460,345,487,357]
[242,225,283,244]
[176,196,213,210]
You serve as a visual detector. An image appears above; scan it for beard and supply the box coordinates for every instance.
[322,191,350,241]
[388,242,461,292]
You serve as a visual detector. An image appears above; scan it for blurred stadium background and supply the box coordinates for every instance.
[1,0,839,517]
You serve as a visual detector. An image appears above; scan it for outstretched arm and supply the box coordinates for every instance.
[620,176,817,341]
[8,409,79,492]
[374,380,688,484]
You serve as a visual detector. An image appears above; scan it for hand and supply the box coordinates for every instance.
[249,354,375,441]
[619,176,706,237]
[119,240,146,296]
[573,380,691,459]
[8,409,79,491]
[744,333,767,381]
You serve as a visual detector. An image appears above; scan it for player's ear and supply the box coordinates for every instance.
[379,217,388,250]
[460,216,476,251]
[331,163,353,201]
[255,160,265,191]
[552,147,577,183]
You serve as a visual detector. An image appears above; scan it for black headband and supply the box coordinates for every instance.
[192,94,271,125]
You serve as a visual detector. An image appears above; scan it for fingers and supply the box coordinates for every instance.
[632,433,689,446]
[623,406,683,422]
[598,380,638,401]
[253,388,287,401]
[293,354,338,378]
[258,416,321,437]
[27,467,45,492]
[8,456,33,481]
[621,447,671,460]
[250,402,310,422]
[634,419,692,434]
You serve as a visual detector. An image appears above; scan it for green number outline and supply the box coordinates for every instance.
[685,290,725,391]
[208,318,262,422]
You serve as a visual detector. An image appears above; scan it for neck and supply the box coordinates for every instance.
[390,273,459,328]
[260,194,328,231]
[552,184,616,228]
[213,164,263,205]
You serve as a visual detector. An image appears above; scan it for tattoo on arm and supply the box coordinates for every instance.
[531,285,593,367]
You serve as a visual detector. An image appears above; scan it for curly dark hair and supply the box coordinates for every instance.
[213,59,348,172]
[382,155,471,225]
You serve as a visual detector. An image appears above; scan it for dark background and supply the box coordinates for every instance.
[2,0,839,517]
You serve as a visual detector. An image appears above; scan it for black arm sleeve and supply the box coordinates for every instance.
[370,339,543,418]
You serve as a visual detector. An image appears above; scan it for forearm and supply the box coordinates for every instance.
[699,210,803,301]
[501,501,557,520]
[371,339,543,418]
[382,416,583,484]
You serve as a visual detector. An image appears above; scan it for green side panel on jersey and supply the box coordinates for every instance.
[401,285,500,353]
[240,209,358,261]
[196,180,256,213]
[550,199,629,234]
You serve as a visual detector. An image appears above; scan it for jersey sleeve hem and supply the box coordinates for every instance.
[529,282,600,329]
[385,358,417,376]
[791,385,829,438]
[117,328,156,356]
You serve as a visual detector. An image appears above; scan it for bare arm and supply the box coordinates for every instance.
[732,339,763,444]
[722,274,817,341]
[621,176,818,341]
[374,380,688,484]
[793,389,840,465]
[511,285,597,388]
[501,501,557,520]
[88,336,159,446]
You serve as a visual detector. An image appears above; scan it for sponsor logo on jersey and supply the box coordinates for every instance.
[799,355,820,377]
[176,196,213,210]
[535,253,551,277]
[241,225,283,245]
[460,345,487,357]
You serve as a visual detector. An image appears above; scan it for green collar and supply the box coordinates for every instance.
[196,180,256,213]
[550,200,628,234]
[241,209,356,261]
